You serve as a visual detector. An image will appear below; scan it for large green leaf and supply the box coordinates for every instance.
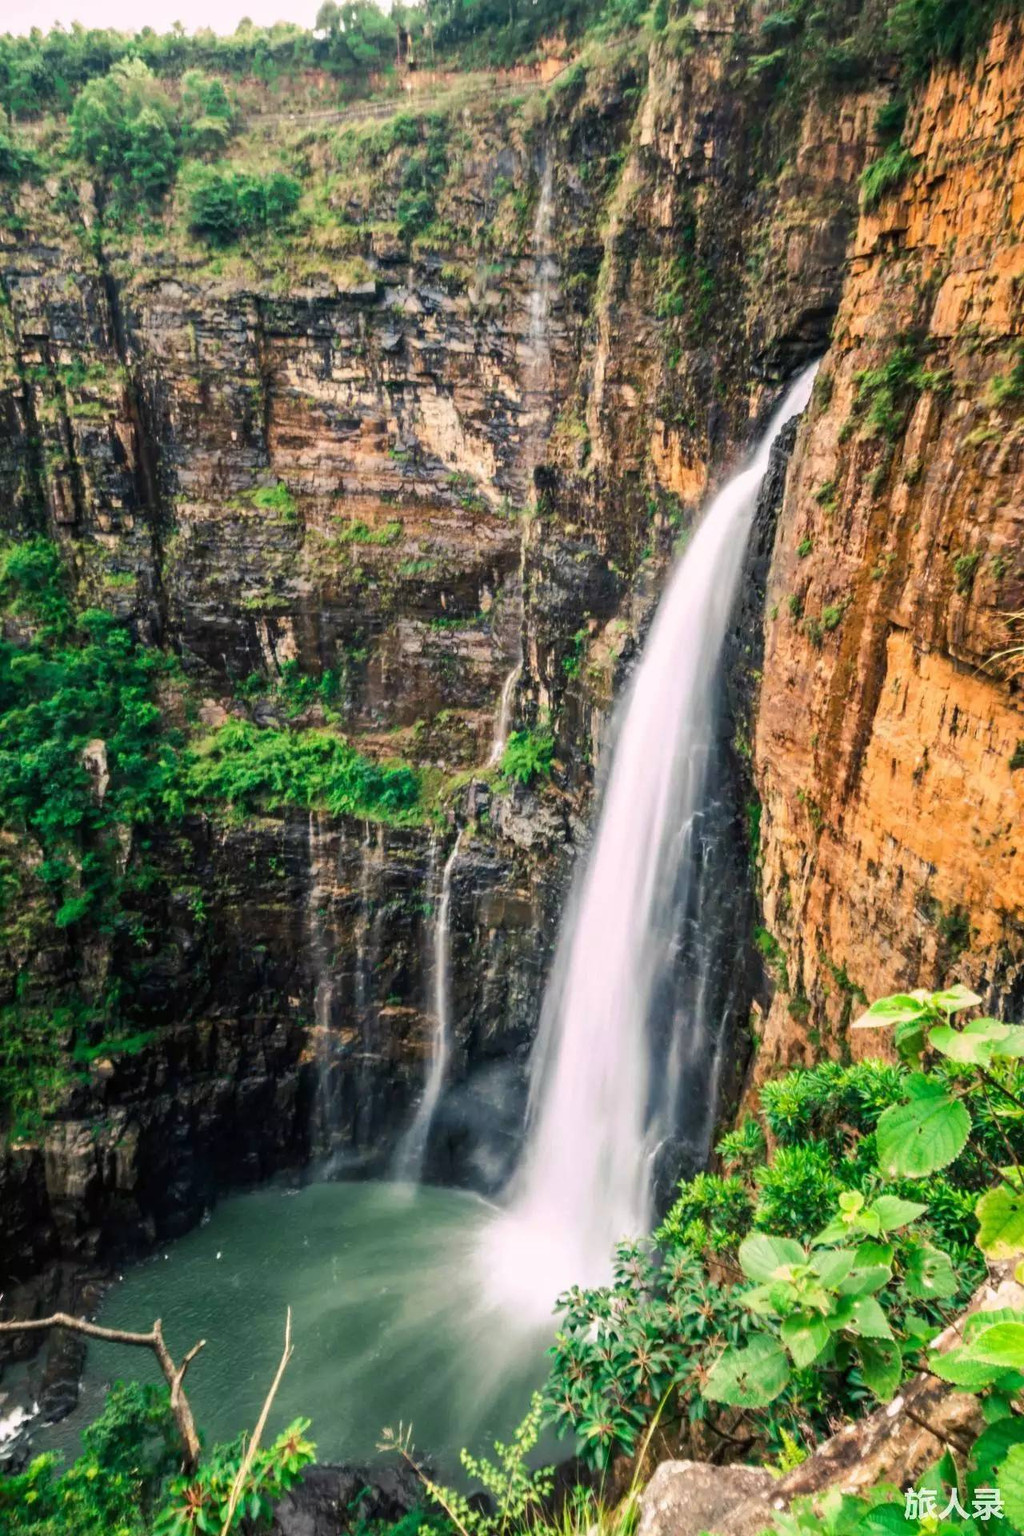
[739,1283,780,1318]
[988,1022,1024,1059]
[931,984,982,1015]
[929,1023,998,1066]
[702,1336,791,1408]
[998,1442,1024,1529]
[964,1308,1024,1342]
[832,1294,893,1339]
[810,1249,856,1288]
[858,1338,902,1401]
[871,1196,927,1233]
[782,1313,830,1368]
[970,1418,1024,1484]
[840,1237,896,1295]
[903,1243,957,1301]
[875,1088,970,1177]
[976,1184,1024,1261]
[738,1233,806,1283]
[928,1346,1018,1391]
[858,1504,918,1536]
[853,994,931,1029]
[962,1322,1024,1372]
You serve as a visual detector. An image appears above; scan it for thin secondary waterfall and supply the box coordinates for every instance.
[307,811,342,1161]
[488,149,556,765]
[395,829,465,1180]
[520,148,556,489]
[481,364,819,1317]
[488,658,523,766]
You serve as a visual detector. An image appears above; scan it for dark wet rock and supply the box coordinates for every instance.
[271,1461,423,1536]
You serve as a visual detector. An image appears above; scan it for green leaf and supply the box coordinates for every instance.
[903,1243,957,1301]
[838,1262,892,1298]
[736,1284,776,1320]
[982,1393,1019,1426]
[976,1184,1024,1261]
[929,1023,996,1065]
[871,1196,927,1233]
[931,984,982,1015]
[928,1346,1019,1391]
[903,1310,941,1344]
[809,1249,856,1288]
[988,1023,1024,1058]
[875,1088,970,1178]
[970,1418,1024,1483]
[858,1338,903,1401]
[856,1240,895,1267]
[853,994,931,1029]
[782,1313,831,1368]
[739,1283,781,1318]
[832,1294,893,1339]
[857,1504,917,1536]
[962,1322,1024,1372]
[738,1233,806,1282]
[964,1308,1024,1342]
[702,1336,792,1408]
[999,1443,1024,1529]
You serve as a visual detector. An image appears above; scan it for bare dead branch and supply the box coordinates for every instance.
[0,1311,205,1473]
[219,1307,294,1536]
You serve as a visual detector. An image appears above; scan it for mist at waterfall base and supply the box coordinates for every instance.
[53,365,817,1473]
[45,1182,551,1475]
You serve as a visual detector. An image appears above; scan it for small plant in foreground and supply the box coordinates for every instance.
[381,1396,556,1536]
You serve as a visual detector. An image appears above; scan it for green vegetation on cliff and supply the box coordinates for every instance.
[181,719,421,822]
[0,539,423,1138]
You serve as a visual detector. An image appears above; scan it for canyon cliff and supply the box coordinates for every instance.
[0,0,1021,1327]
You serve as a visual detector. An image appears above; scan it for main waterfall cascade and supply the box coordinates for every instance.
[480,362,820,1320]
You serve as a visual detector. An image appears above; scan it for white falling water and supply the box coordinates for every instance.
[488,659,523,766]
[480,363,819,1320]
[307,812,341,1159]
[487,151,557,767]
[520,149,556,488]
[395,829,466,1180]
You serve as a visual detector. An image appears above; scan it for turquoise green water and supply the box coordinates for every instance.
[57,1181,555,1475]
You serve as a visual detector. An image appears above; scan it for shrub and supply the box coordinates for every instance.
[852,343,951,439]
[181,719,421,822]
[0,127,37,182]
[888,0,1023,80]
[0,1382,178,1534]
[989,344,1024,407]
[860,142,918,210]
[186,164,302,245]
[0,543,179,929]
[499,728,554,787]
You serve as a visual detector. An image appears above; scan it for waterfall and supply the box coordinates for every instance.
[307,812,342,1162]
[488,659,523,766]
[487,151,557,766]
[480,364,819,1318]
[395,829,466,1180]
[520,148,556,487]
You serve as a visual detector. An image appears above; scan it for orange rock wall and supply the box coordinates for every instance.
[753,16,1024,1072]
